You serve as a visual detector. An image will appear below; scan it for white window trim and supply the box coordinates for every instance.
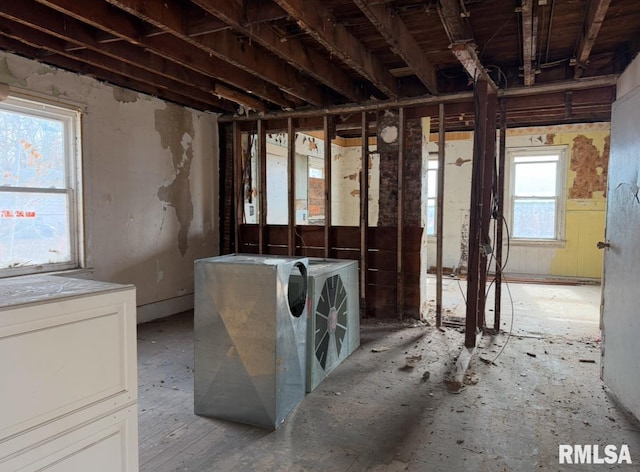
[0,94,84,277]
[505,145,567,246]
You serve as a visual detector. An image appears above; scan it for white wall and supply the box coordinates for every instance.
[600,53,640,421]
[0,52,219,322]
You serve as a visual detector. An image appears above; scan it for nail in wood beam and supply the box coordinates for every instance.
[397,108,406,319]
[324,116,333,258]
[258,120,267,254]
[288,118,296,256]
[494,99,507,331]
[360,112,370,315]
[436,103,445,328]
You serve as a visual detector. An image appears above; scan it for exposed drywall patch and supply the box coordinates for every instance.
[155,104,195,256]
[0,57,27,86]
[113,86,139,103]
[569,134,609,199]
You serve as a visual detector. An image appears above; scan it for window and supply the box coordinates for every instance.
[426,158,438,236]
[508,147,566,241]
[0,95,82,275]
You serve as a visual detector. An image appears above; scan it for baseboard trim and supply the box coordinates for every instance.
[137,294,194,324]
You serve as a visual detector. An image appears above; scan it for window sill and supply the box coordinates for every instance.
[509,238,566,248]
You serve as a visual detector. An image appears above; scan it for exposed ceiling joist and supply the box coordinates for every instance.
[438,0,497,91]
[32,0,294,108]
[190,0,361,102]
[574,0,612,78]
[102,0,324,106]
[353,0,438,95]
[521,0,536,86]
[273,0,399,98]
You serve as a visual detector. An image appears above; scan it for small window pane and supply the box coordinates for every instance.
[513,199,555,239]
[426,199,436,235]
[514,155,559,163]
[427,169,437,198]
[0,192,71,268]
[514,162,557,197]
[0,110,66,189]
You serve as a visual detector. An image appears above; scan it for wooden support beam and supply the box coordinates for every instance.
[273,0,399,98]
[188,3,287,37]
[397,108,405,319]
[324,116,333,258]
[465,80,488,348]
[521,0,535,86]
[477,89,497,330]
[450,42,498,92]
[33,0,292,108]
[258,120,267,254]
[215,84,267,113]
[436,103,445,328]
[574,0,612,78]
[288,118,296,256]
[438,0,467,42]
[104,0,323,106]
[353,1,438,94]
[360,112,370,314]
[233,122,242,253]
[191,0,360,102]
[494,98,507,332]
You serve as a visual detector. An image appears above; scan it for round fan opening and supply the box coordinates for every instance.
[287,262,307,318]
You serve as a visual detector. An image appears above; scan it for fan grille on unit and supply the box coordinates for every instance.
[315,274,348,369]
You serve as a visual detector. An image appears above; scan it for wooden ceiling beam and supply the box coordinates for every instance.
[0,22,233,112]
[32,0,293,108]
[438,0,497,91]
[0,1,251,111]
[190,0,361,102]
[104,0,325,106]
[273,0,399,98]
[353,0,437,94]
[521,0,535,86]
[574,0,612,79]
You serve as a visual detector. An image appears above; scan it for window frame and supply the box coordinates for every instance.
[506,145,567,245]
[0,94,83,277]
[425,155,438,237]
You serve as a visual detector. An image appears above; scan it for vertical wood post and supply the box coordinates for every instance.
[288,118,296,256]
[436,103,445,327]
[495,98,507,331]
[397,108,405,319]
[258,120,267,254]
[360,112,370,315]
[233,122,241,253]
[324,116,332,258]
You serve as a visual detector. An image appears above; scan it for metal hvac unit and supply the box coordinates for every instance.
[303,258,359,392]
[194,254,309,430]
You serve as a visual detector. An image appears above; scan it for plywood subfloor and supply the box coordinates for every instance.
[137,282,640,471]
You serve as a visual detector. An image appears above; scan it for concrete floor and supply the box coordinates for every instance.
[137,278,640,471]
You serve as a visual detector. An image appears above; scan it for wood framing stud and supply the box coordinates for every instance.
[436,103,445,328]
[360,112,370,314]
[288,118,296,255]
[397,108,405,319]
[574,0,612,78]
[258,120,267,254]
[324,116,333,258]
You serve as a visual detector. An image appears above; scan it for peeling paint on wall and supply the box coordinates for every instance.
[569,134,610,199]
[343,172,358,181]
[113,86,139,103]
[453,157,471,167]
[545,133,556,145]
[155,104,195,256]
[0,57,27,86]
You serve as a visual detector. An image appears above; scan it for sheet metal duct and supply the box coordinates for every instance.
[194,254,308,430]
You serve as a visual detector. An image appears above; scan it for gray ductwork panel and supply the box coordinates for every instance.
[194,254,308,430]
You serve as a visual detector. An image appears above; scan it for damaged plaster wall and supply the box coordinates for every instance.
[425,124,609,279]
[0,52,219,322]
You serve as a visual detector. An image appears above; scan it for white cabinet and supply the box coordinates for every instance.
[0,275,138,472]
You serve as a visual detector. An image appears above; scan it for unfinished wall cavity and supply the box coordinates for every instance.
[155,105,195,256]
[0,51,219,322]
